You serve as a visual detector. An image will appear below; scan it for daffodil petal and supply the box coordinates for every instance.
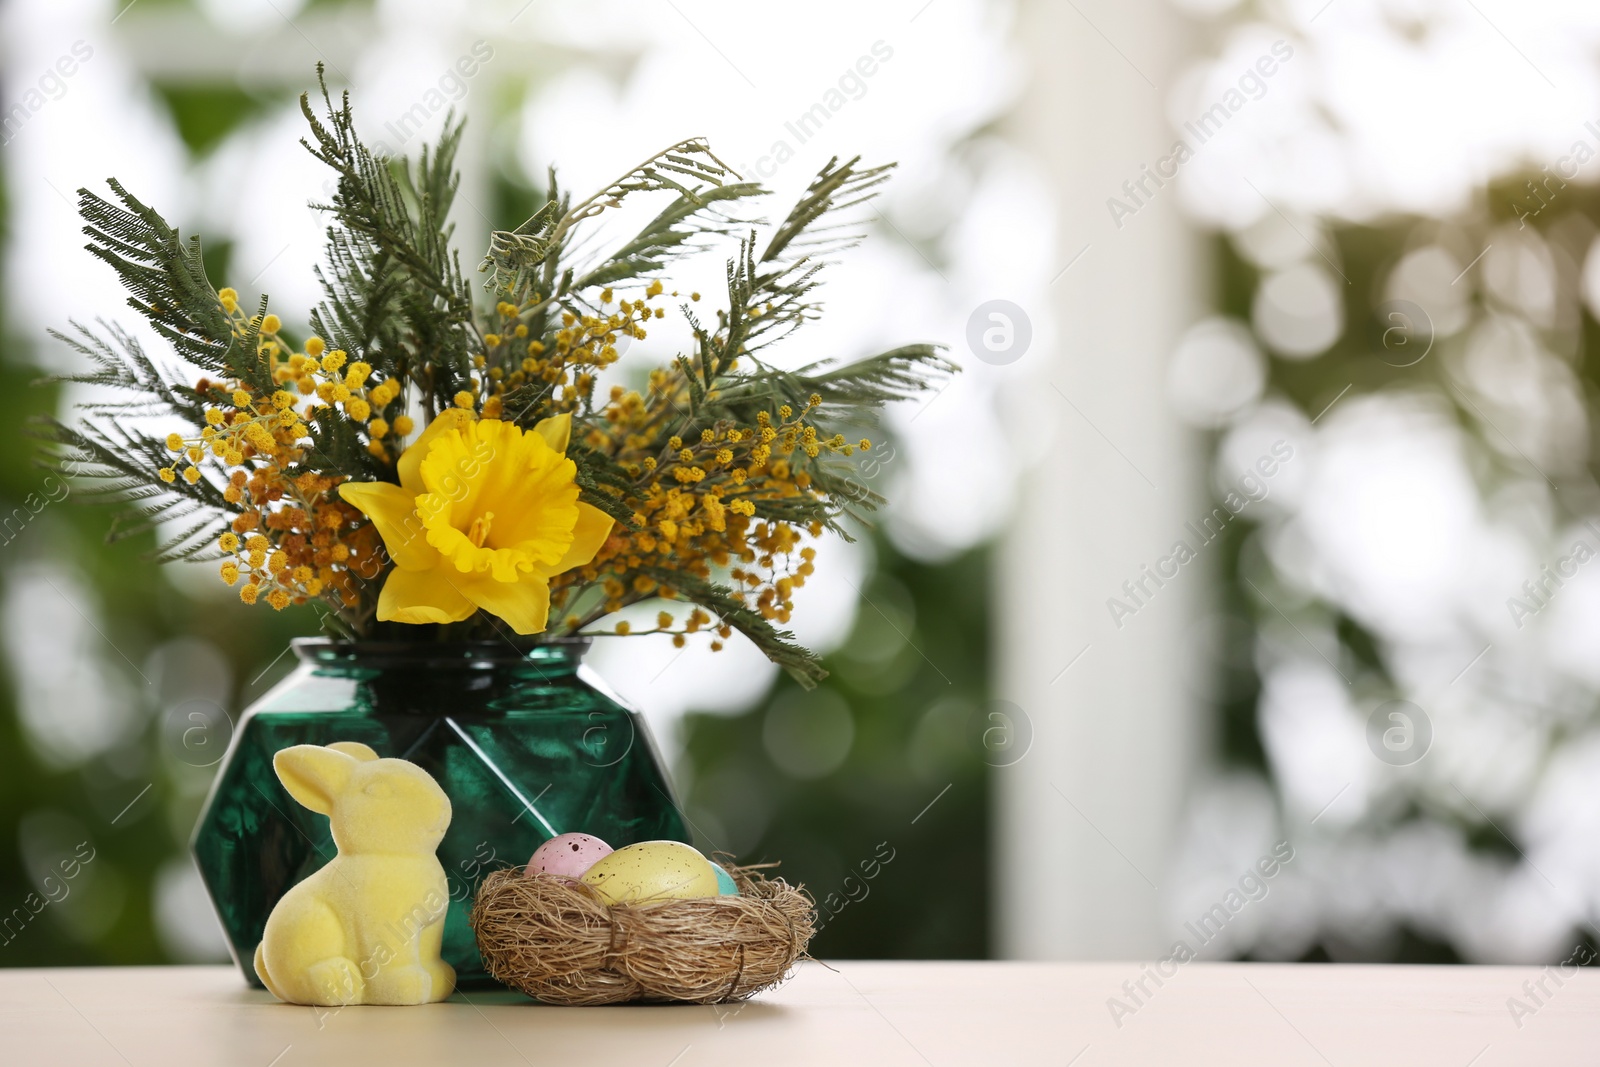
[537,502,614,578]
[398,408,475,495]
[418,418,580,575]
[457,572,553,636]
[377,565,477,625]
[533,413,571,454]
[337,481,437,571]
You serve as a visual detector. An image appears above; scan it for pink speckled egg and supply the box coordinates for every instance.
[525,833,613,879]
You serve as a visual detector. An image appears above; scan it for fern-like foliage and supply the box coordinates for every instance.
[736,155,895,355]
[301,65,475,418]
[481,139,764,321]
[34,323,232,561]
[31,174,261,563]
[76,181,270,392]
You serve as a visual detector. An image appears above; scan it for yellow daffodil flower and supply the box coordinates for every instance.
[338,410,613,634]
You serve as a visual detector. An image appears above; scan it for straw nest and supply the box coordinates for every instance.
[469,862,815,1005]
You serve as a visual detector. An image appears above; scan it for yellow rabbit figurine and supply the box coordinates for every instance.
[253,741,455,1006]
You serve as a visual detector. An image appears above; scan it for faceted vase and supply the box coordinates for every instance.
[192,638,688,990]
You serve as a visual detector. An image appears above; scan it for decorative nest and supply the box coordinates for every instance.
[469,861,815,1005]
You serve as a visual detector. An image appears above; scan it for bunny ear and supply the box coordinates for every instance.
[327,741,380,762]
[273,745,358,815]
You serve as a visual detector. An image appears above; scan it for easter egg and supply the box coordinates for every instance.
[525,833,613,879]
[712,863,741,897]
[579,840,719,905]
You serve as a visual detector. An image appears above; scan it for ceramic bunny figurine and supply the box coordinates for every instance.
[253,741,455,1006]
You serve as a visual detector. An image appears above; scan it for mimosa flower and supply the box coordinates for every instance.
[338,410,613,634]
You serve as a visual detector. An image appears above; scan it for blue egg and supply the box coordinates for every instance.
[712,863,741,896]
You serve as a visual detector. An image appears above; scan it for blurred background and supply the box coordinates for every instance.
[3,0,1599,971]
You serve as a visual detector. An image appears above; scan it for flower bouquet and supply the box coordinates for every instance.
[42,69,949,676]
[37,68,950,988]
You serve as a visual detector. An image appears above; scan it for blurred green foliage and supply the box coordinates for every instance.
[678,538,992,959]
[150,83,291,157]
[1211,181,1600,964]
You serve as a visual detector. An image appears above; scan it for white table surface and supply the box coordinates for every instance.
[0,960,1594,1065]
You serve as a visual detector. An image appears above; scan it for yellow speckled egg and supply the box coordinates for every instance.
[579,840,719,905]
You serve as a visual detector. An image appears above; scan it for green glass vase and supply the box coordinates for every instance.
[191,638,688,990]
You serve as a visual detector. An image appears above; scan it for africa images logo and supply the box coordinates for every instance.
[1106,440,1294,629]
[1105,40,1294,230]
